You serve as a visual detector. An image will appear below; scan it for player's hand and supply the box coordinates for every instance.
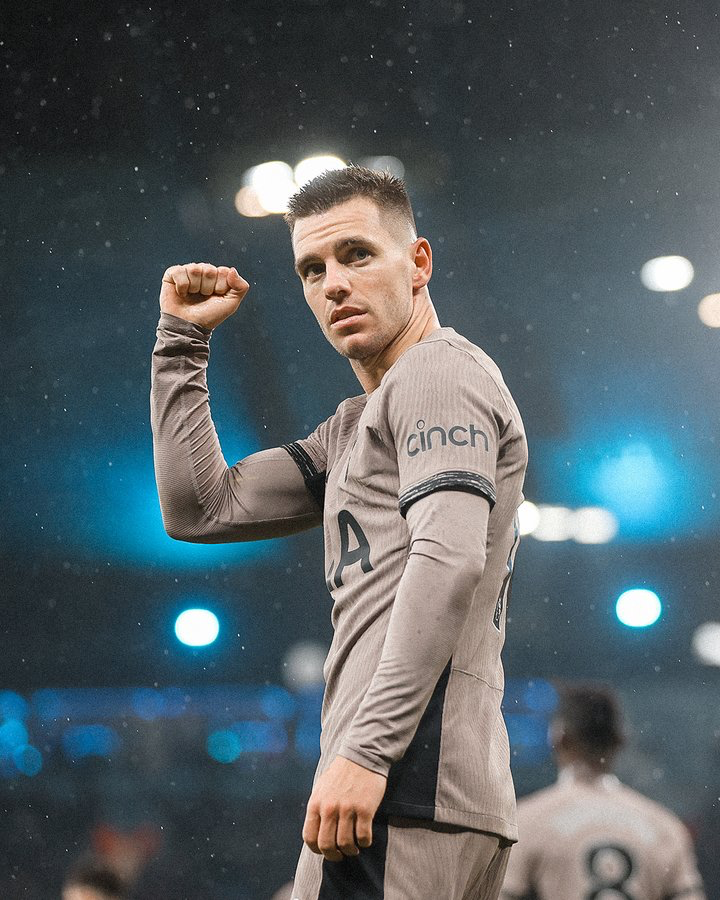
[159,263,250,330]
[302,755,387,862]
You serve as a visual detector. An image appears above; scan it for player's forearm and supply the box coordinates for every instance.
[151,313,319,542]
[337,491,490,775]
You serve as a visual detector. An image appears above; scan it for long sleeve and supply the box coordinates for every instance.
[150,313,322,542]
[337,488,490,775]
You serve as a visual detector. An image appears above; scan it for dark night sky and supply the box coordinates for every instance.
[2,0,720,689]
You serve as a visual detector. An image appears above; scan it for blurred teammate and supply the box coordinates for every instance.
[501,683,706,900]
[151,166,528,898]
[61,857,128,900]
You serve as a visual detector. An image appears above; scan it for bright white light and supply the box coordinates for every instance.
[572,507,619,544]
[174,609,220,647]
[294,155,346,188]
[243,161,296,214]
[517,500,540,536]
[282,641,326,689]
[532,506,574,542]
[361,155,405,178]
[234,186,269,218]
[615,589,662,628]
[692,622,720,666]
[698,293,720,328]
[640,256,694,292]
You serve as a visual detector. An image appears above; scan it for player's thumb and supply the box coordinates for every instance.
[228,267,250,295]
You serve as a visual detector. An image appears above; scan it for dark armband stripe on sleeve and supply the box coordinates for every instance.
[283,442,326,511]
[398,470,496,518]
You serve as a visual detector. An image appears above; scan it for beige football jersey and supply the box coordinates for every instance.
[285,327,527,838]
[501,770,706,900]
[151,316,527,840]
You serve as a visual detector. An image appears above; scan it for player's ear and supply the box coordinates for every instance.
[411,238,432,291]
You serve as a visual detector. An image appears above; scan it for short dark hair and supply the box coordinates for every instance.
[285,164,416,236]
[555,682,625,760]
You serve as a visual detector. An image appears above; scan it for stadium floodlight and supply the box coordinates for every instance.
[360,155,406,178]
[174,608,220,647]
[615,589,662,628]
[640,255,694,292]
[234,186,269,218]
[531,506,574,542]
[698,293,720,328]
[692,622,720,667]
[517,500,540,536]
[294,155,346,188]
[572,507,619,544]
[243,160,296,214]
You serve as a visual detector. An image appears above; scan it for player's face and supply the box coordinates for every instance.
[292,197,418,361]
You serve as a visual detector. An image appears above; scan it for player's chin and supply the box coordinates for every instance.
[333,332,381,360]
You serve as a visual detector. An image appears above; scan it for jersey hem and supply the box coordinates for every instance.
[382,800,518,842]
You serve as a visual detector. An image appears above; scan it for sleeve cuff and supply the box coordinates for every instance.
[158,312,212,338]
[398,470,496,518]
[336,745,391,778]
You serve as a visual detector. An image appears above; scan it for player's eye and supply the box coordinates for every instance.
[305,263,324,279]
[352,247,370,261]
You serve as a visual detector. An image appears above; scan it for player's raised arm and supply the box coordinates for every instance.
[150,263,325,543]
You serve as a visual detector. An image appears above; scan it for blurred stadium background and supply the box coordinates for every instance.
[2,1,720,896]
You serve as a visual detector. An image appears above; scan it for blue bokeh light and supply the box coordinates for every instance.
[616,588,662,628]
[0,691,28,721]
[504,713,551,766]
[207,729,243,763]
[0,719,29,754]
[12,745,43,777]
[594,442,669,523]
[62,725,121,760]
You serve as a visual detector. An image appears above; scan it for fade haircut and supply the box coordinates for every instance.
[285,164,417,238]
[555,682,625,761]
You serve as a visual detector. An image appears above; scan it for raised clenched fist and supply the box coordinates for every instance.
[159,263,250,331]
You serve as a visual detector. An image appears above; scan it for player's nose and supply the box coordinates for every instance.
[324,261,351,301]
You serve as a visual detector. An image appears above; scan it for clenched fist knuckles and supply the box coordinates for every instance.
[159,262,250,331]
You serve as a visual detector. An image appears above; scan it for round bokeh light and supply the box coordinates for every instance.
[615,589,662,628]
[174,608,220,647]
[640,256,694,292]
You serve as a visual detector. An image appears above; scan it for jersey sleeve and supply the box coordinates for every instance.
[151,313,325,541]
[383,340,509,517]
[282,419,330,512]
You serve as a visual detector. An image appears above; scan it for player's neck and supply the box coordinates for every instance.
[559,759,613,783]
[350,297,441,394]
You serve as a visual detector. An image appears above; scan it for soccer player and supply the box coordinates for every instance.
[500,683,706,900]
[151,166,528,899]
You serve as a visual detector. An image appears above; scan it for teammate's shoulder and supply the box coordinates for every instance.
[516,781,565,816]
[616,782,691,834]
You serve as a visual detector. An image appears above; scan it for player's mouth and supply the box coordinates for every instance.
[330,307,366,330]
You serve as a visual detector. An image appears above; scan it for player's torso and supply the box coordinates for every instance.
[527,782,681,900]
[319,390,406,729]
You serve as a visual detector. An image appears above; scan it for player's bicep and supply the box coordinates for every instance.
[165,446,323,543]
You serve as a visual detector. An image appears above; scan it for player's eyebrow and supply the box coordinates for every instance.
[294,236,378,276]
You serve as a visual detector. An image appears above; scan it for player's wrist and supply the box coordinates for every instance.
[158,311,213,336]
